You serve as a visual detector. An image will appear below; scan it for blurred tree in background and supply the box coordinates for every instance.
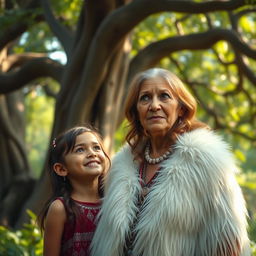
[0,0,255,242]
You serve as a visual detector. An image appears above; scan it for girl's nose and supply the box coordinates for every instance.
[87,149,96,157]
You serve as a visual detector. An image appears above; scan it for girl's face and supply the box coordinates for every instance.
[136,77,181,138]
[63,132,106,181]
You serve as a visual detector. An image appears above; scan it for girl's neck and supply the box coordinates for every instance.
[71,179,101,203]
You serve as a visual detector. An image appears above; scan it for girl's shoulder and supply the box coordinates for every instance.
[46,198,67,224]
[49,198,66,213]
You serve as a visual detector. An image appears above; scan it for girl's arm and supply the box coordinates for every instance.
[43,199,67,256]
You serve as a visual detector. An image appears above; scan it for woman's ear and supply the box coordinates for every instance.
[178,105,185,117]
[53,163,68,177]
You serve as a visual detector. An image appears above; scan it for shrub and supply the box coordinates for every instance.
[0,210,43,256]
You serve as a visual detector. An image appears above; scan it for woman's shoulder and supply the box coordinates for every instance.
[176,128,230,153]
[107,144,139,179]
[174,128,235,168]
[112,144,135,165]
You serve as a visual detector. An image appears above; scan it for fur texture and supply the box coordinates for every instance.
[91,129,251,256]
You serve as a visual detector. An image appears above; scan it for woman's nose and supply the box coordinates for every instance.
[149,97,161,111]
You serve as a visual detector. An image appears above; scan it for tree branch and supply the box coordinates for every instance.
[42,84,58,98]
[2,53,47,71]
[0,0,43,51]
[0,96,29,171]
[212,48,235,66]
[40,0,74,58]
[235,52,256,86]
[68,0,249,121]
[0,57,64,94]
[226,128,256,142]
[128,28,256,82]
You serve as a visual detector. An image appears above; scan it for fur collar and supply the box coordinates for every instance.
[92,128,250,256]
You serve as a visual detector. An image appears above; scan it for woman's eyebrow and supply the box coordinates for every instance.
[139,90,151,95]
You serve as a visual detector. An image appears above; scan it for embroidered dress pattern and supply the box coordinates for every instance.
[124,163,160,256]
[58,198,101,256]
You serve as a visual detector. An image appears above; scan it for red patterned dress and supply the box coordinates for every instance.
[57,198,101,256]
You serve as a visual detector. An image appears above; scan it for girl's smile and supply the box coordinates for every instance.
[85,160,101,168]
[64,132,106,179]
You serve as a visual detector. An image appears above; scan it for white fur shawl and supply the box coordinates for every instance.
[91,128,251,256]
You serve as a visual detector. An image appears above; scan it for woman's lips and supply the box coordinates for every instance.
[147,116,164,120]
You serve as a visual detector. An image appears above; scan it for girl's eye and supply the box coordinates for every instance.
[139,94,150,102]
[93,145,101,151]
[75,147,84,153]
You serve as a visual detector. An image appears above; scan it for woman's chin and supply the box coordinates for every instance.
[147,127,170,137]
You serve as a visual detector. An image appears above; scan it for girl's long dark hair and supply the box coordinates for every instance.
[37,125,110,231]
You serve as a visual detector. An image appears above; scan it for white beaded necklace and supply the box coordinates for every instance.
[144,143,173,164]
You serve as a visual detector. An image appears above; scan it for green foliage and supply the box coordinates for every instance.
[14,23,60,54]
[237,172,256,245]
[0,210,43,256]
[49,0,82,28]
[0,8,42,34]
[238,13,256,45]
[114,119,129,152]
[251,241,256,256]
[25,87,55,177]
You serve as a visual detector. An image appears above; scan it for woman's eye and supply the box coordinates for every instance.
[139,94,150,102]
[160,93,171,100]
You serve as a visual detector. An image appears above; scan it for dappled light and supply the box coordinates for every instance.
[0,0,255,254]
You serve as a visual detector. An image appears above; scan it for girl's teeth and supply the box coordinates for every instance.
[87,162,99,167]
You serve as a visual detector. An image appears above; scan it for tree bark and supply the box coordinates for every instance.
[0,0,255,228]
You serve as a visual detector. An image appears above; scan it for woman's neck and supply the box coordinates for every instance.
[149,136,173,158]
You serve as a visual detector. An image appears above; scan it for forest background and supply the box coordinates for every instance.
[0,0,255,254]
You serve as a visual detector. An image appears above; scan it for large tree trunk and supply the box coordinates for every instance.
[0,92,35,227]
[15,1,132,227]
[0,41,36,226]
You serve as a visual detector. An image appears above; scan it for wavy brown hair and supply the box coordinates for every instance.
[125,68,208,161]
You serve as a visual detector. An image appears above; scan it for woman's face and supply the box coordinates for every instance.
[136,77,181,138]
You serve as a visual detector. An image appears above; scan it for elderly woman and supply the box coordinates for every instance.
[91,68,250,256]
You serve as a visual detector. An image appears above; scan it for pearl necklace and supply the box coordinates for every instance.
[144,143,173,164]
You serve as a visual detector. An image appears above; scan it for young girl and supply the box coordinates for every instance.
[38,126,110,256]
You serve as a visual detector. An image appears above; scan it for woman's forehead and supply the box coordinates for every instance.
[139,77,171,91]
[141,76,167,85]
